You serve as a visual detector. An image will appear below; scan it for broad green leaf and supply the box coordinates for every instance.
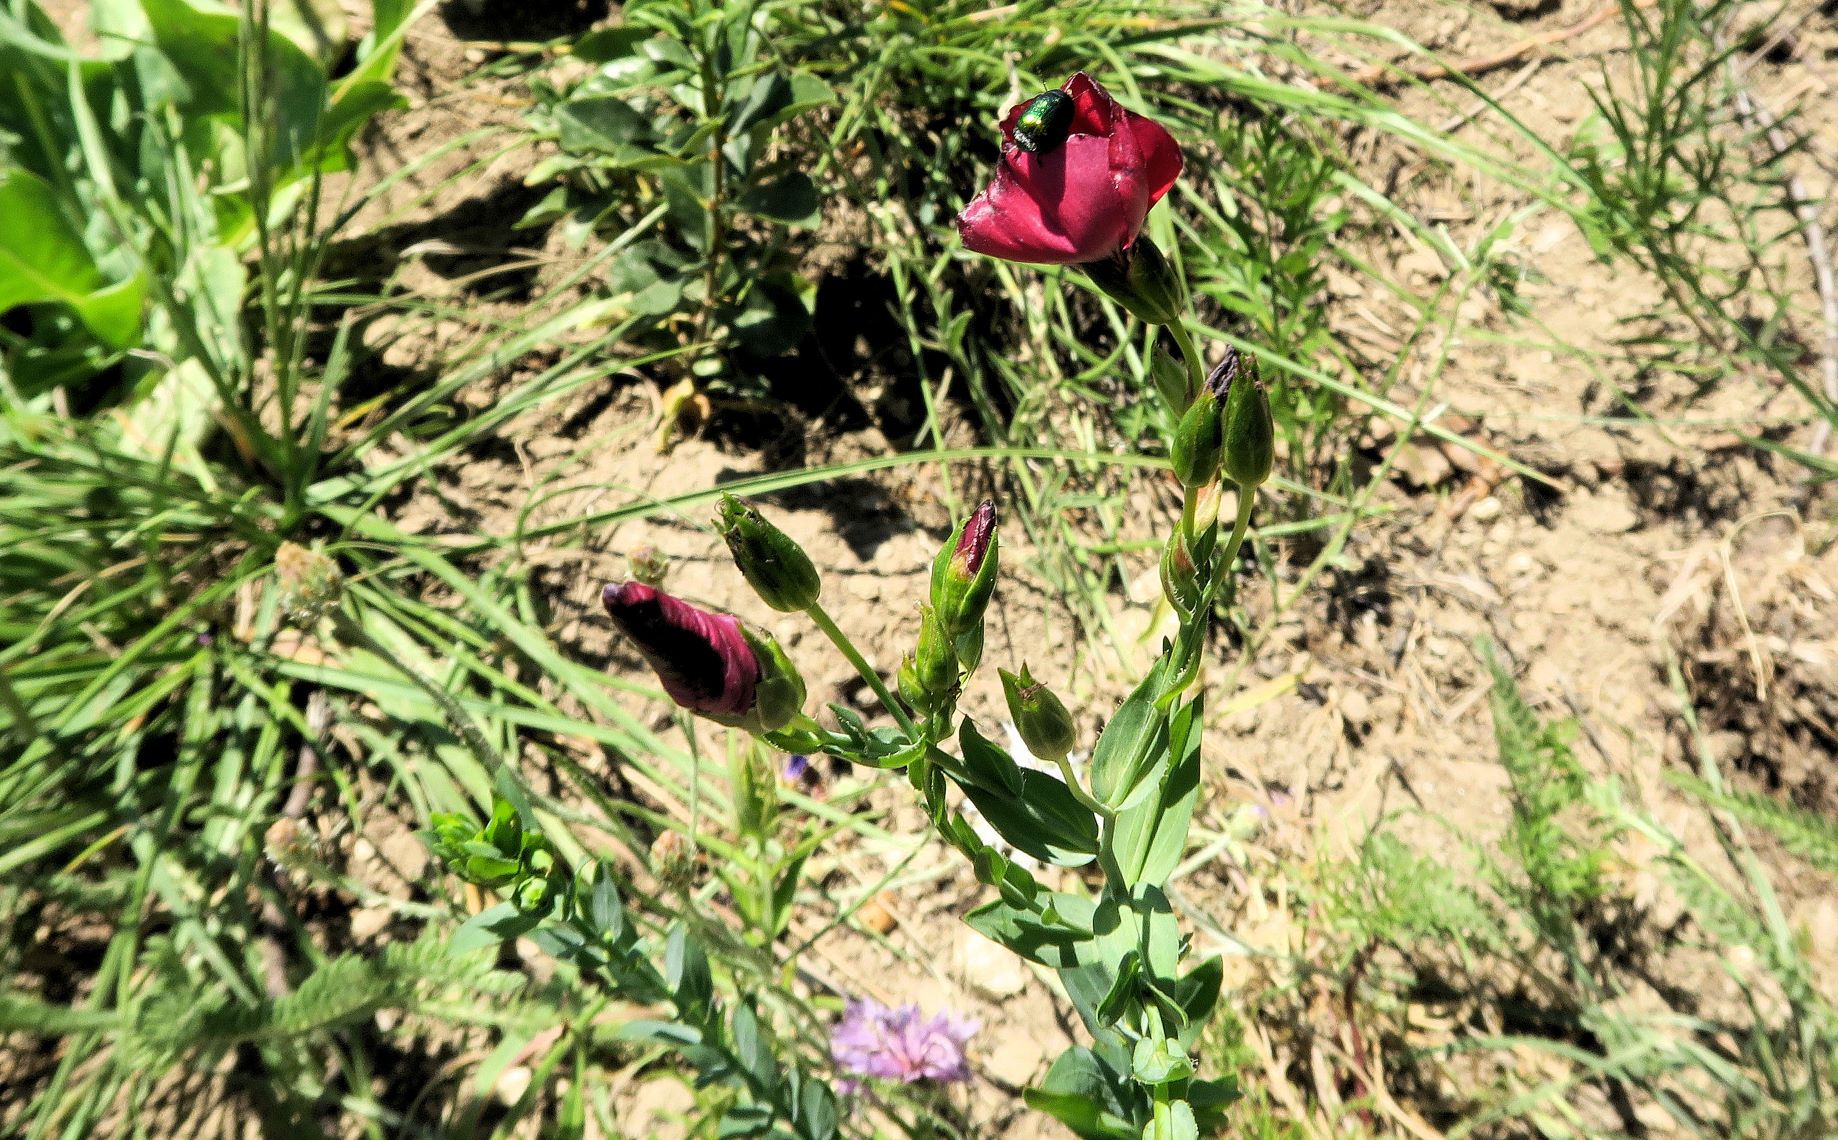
[1089,671,1167,807]
[0,169,144,348]
[1169,957,1223,1051]
[573,24,651,64]
[349,0,415,86]
[142,0,328,172]
[451,901,540,954]
[603,1019,702,1047]
[556,95,655,156]
[959,719,1025,796]
[737,172,819,226]
[961,770,1098,867]
[665,924,712,1019]
[267,0,347,65]
[315,79,408,172]
[798,1079,839,1140]
[1024,1047,1138,1140]
[963,891,1095,968]
[1104,694,1202,885]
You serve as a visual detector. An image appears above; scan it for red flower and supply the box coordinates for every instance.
[957,73,1182,266]
[602,582,760,718]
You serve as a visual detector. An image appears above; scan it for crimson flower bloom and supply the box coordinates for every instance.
[601,582,759,718]
[957,72,1182,266]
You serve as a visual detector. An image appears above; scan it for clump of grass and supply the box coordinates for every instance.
[1234,641,1838,1137]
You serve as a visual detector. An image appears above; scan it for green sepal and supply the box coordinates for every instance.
[1081,235,1185,325]
[1000,664,1079,763]
[1221,352,1275,488]
[740,627,806,733]
[716,494,821,611]
[1168,391,1224,489]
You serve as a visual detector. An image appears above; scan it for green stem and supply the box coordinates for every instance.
[1053,751,1115,819]
[804,601,918,737]
[1165,318,1207,406]
[1210,485,1257,603]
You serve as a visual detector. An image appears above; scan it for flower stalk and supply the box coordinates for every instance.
[589,70,1280,1139]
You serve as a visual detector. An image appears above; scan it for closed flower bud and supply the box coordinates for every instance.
[602,581,803,733]
[897,655,928,713]
[1169,388,1224,489]
[999,665,1078,762]
[716,495,821,612]
[1151,344,1192,413]
[909,605,959,712]
[930,500,998,639]
[1160,529,1202,618]
[1221,351,1275,488]
[743,627,807,733]
[1081,235,1186,325]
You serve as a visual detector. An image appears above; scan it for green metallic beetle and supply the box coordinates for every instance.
[1011,89,1074,154]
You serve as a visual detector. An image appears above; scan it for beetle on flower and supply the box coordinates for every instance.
[956,72,1182,268]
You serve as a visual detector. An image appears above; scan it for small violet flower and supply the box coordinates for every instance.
[830,999,979,1091]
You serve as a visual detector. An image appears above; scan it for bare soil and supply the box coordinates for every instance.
[18,0,1836,1135]
[329,0,1838,1134]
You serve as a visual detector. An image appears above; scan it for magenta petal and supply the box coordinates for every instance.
[601,582,760,717]
[1059,71,1115,136]
[1123,109,1182,207]
[959,135,1142,264]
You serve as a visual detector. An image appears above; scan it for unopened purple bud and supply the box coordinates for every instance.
[601,581,760,719]
[955,500,997,575]
[930,500,999,642]
[1204,346,1241,398]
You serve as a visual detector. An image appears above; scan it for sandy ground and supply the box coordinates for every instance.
[12,0,1836,1135]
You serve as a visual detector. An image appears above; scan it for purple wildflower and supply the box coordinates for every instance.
[830,999,979,1090]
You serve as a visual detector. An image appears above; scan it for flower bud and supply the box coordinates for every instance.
[742,626,807,733]
[1221,351,1275,488]
[1080,235,1186,325]
[930,500,998,639]
[716,495,821,612]
[906,604,959,714]
[1151,344,1192,413]
[627,545,669,587]
[1169,390,1224,489]
[999,665,1078,762]
[897,655,928,713]
[1159,528,1202,618]
[603,581,774,728]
